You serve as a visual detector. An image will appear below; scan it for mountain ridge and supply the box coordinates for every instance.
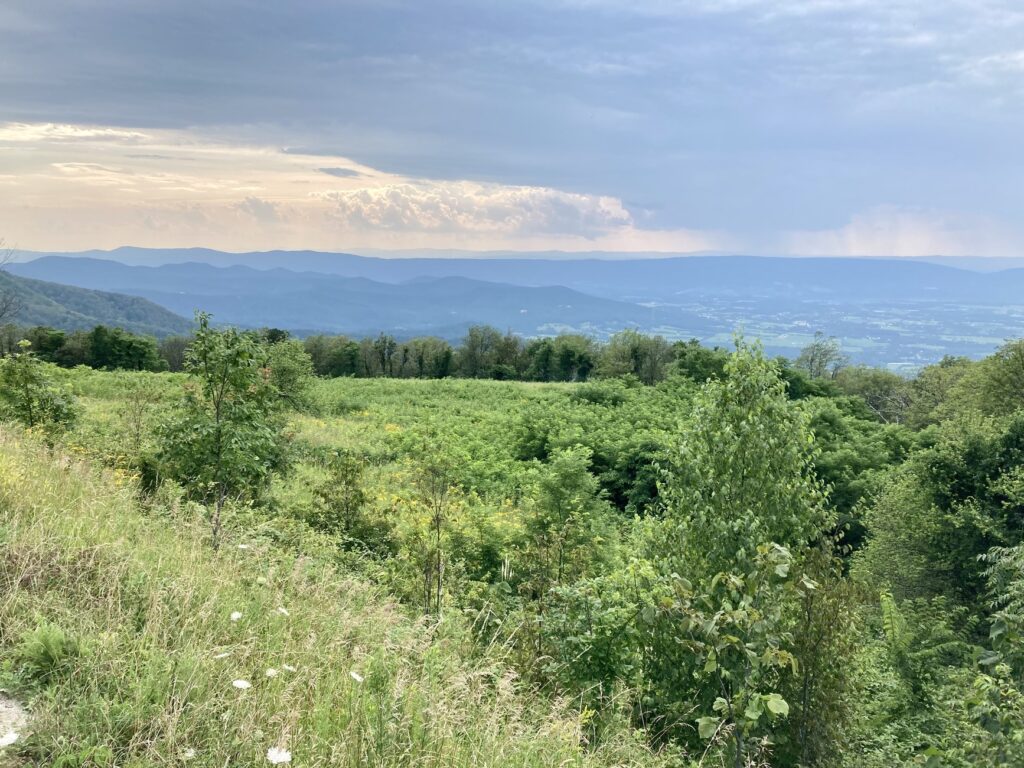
[0,269,193,336]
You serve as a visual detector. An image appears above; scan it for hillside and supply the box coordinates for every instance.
[0,429,665,767]
[18,247,1024,303]
[0,270,192,336]
[10,251,1024,368]
[8,257,661,337]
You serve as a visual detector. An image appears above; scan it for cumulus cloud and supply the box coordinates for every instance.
[318,182,632,237]
[234,196,281,223]
[0,120,726,252]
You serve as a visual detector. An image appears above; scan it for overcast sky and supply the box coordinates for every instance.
[1,0,1022,255]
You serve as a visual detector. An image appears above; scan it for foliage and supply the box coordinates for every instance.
[0,430,672,768]
[794,331,848,380]
[0,339,79,440]
[267,338,314,410]
[20,323,1024,768]
[158,313,286,547]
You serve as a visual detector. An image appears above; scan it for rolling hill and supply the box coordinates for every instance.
[17,246,1024,304]
[9,250,1024,368]
[0,269,192,336]
[7,257,663,338]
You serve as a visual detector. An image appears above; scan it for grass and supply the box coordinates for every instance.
[0,430,668,767]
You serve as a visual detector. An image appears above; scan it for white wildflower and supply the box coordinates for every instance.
[350,670,364,684]
[230,611,243,622]
[266,668,278,678]
[237,544,250,550]
[232,679,252,690]
[276,607,290,617]
[282,664,296,672]
[266,746,292,764]
[182,747,197,760]
[0,731,19,747]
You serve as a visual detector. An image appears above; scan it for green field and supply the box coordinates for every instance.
[3,336,1024,767]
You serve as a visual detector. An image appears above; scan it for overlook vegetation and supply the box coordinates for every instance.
[1,317,1024,766]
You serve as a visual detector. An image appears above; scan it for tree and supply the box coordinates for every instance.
[416,453,458,617]
[87,326,164,371]
[903,355,973,428]
[458,325,503,378]
[266,338,314,409]
[0,340,78,441]
[834,365,912,424]
[638,340,833,756]
[598,329,673,385]
[304,451,395,556]
[159,313,285,549]
[671,338,728,383]
[795,331,848,380]
[522,446,618,602]
[978,339,1024,417]
[373,333,398,376]
[159,335,191,372]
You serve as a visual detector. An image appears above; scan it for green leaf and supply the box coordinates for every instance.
[744,698,763,722]
[764,693,789,716]
[697,716,721,740]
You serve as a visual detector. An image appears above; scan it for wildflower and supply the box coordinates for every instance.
[230,611,243,622]
[266,668,278,678]
[238,544,250,550]
[282,664,297,672]
[232,679,252,690]
[266,746,292,764]
[350,670,364,684]
[182,748,197,760]
[276,607,290,617]
[0,731,18,747]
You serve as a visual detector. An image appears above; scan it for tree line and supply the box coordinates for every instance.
[0,321,864,388]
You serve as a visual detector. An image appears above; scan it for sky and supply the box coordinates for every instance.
[1,0,1022,256]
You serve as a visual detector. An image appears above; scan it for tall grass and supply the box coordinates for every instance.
[0,431,666,767]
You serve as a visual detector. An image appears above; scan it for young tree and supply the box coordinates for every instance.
[640,340,834,759]
[266,338,314,409]
[417,454,458,617]
[305,451,395,556]
[159,313,285,548]
[0,340,78,441]
[522,446,618,601]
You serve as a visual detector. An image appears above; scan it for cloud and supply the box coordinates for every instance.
[0,122,149,142]
[234,196,281,223]
[0,120,729,252]
[318,167,364,178]
[318,182,632,237]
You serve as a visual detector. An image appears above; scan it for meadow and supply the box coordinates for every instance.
[3,333,1024,767]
